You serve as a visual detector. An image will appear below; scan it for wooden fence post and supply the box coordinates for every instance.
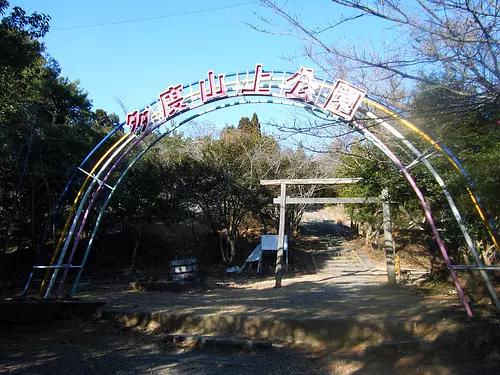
[382,188,397,286]
[275,183,286,288]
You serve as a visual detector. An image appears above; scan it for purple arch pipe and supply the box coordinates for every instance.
[352,120,473,317]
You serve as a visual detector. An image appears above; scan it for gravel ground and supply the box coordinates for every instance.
[73,233,465,323]
[75,273,465,322]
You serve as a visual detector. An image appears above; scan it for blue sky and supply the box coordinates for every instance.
[12,1,386,147]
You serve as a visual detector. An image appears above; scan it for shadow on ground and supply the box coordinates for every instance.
[0,319,327,375]
[79,277,463,319]
[2,311,499,374]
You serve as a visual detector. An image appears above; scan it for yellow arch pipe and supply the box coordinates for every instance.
[364,98,500,251]
[38,132,132,296]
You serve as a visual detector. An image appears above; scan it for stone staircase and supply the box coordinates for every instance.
[309,236,373,277]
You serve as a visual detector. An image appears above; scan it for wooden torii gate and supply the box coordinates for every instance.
[260,178,396,288]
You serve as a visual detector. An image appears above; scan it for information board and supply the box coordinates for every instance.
[261,235,288,251]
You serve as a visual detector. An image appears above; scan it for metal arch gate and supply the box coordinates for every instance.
[24,64,500,317]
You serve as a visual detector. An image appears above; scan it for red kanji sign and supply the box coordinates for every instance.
[242,64,272,95]
[200,70,226,103]
[124,66,368,134]
[323,80,366,120]
[126,109,150,133]
[284,67,318,102]
[159,83,187,117]
[125,110,138,132]
[137,110,150,132]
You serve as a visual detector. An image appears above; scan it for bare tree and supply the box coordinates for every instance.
[253,0,500,112]
[114,94,129,117]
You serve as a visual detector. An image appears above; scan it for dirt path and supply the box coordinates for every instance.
[74,208,464,322]
[76,263,463,323]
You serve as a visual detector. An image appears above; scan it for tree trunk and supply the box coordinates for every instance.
[228,236,236,263]
[218,231,228,264]
[426,234,448,281]
[365,225,373,246]
[259,212,267,234]
[131,225,145,269]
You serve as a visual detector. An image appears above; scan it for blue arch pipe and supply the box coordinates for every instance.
[66,98,319,295]
[23,124,124,294]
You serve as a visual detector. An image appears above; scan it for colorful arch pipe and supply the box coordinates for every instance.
[364,98,500,253]
[26,64,500,317]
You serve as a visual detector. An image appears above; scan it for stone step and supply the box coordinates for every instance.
[321,270,367,274]
[327,252,355,257]
[322,263,362,267]
[323,258,361,263]
[313,254,358,261]
[321,267,362,271]
[364,339,431,358]
[159,333,273,351]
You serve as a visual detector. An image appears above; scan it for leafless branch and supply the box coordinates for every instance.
[252,0,500,111]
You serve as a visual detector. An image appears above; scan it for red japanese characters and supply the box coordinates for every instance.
[125,109,150,133]
[200,70,226,103]
[159,84,187,117]
[124,65,366,133]
[242,64,272,95]
[284,67,318,102]
[323,80,366,121]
